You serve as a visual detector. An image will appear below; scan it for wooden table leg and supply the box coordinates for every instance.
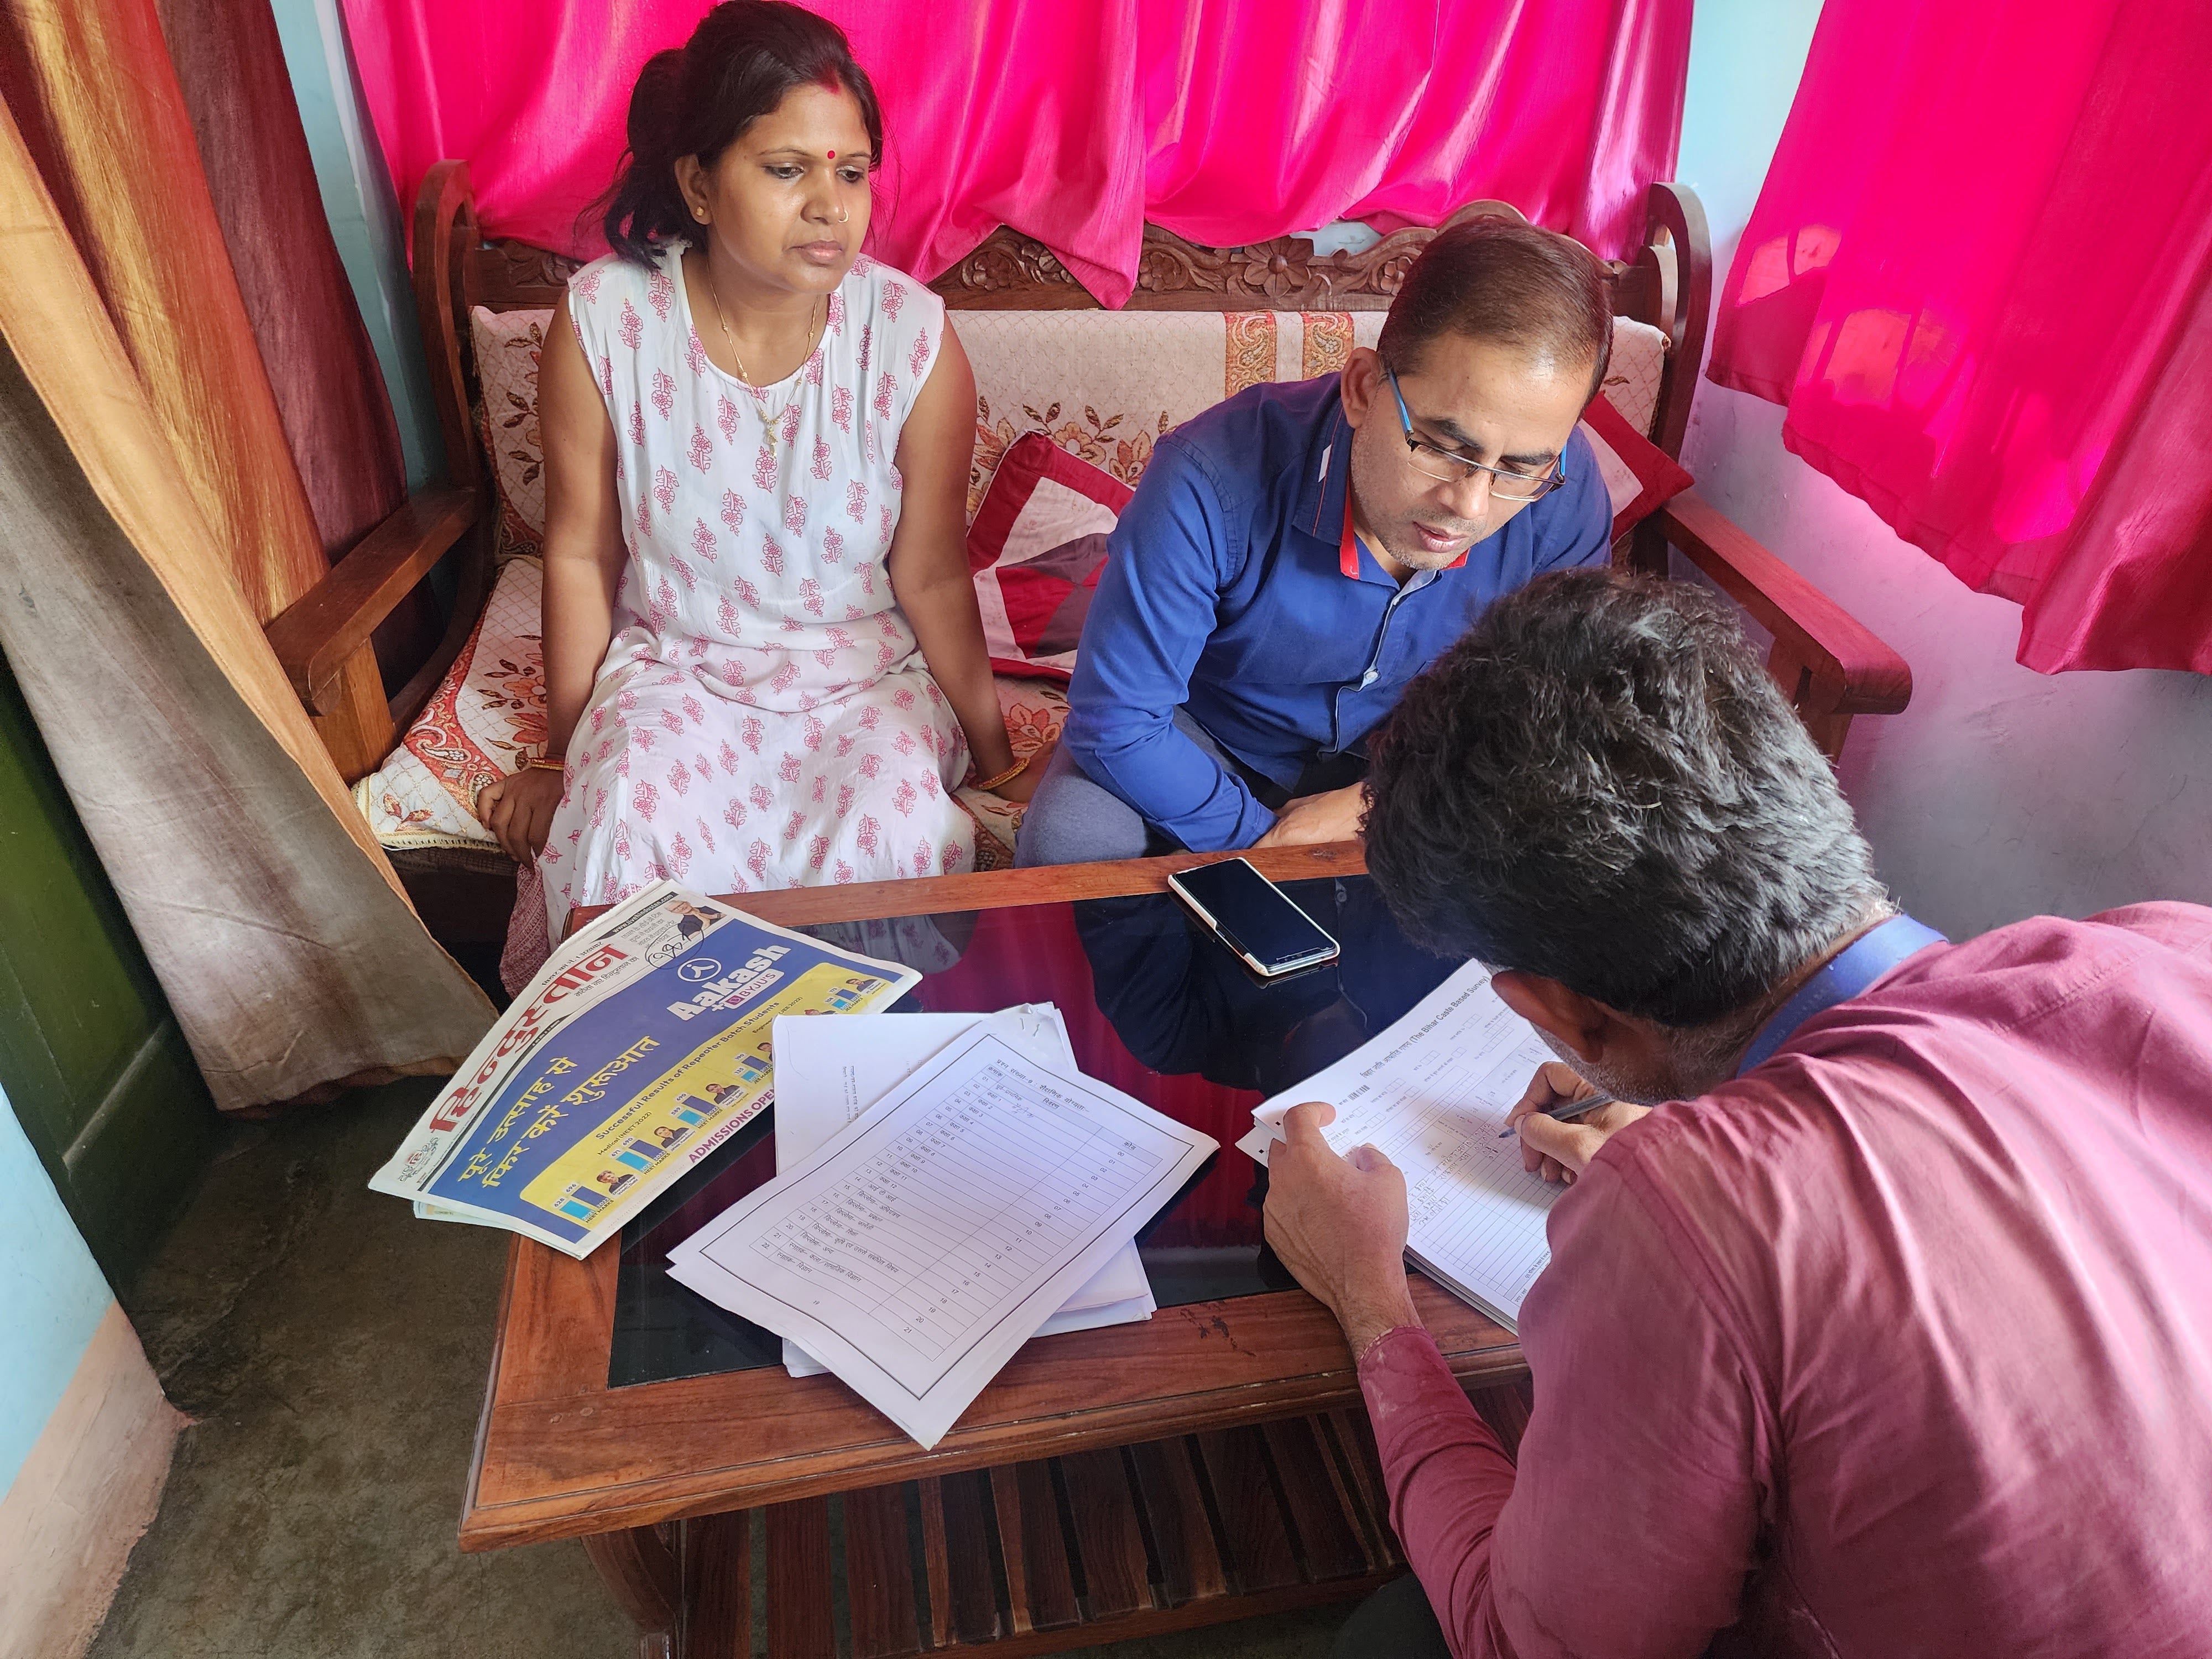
[582,1526,680,1652]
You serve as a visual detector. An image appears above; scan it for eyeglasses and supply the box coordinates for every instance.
[1385,363,1567,500]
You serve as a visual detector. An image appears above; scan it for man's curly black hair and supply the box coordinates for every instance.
[1363,568,1888,1029]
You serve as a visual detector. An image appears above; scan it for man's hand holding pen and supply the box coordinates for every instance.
[1504,1062,1652,1186]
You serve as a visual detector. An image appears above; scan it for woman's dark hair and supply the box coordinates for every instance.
[1364,568,1888,1029]
[600,2,884,266]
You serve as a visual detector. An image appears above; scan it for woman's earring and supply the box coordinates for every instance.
[695,207,708,222]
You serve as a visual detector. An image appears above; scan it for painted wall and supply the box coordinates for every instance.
[0,1084,113,1497]
[269,0,444,492]
[1674,0,2212,940]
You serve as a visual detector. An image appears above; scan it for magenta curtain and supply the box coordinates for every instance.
[1707,0,2212,675]
[1142,0,1688,257]
[338,0,1688,307]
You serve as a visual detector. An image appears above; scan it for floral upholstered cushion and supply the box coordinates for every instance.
[355,554,547,850]
[956,312,1672,512]
[957,310,1388,513]
[1602,317,1668,441]
[471,305,551,562]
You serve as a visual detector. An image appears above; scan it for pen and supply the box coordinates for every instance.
[1499,1092,1618,1137]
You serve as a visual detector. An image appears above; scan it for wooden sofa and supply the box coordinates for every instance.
[265,165,1910,946]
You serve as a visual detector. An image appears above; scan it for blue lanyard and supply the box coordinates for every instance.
[1735,915,1947,1077]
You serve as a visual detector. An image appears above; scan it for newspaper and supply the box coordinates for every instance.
[368,880,920,1259]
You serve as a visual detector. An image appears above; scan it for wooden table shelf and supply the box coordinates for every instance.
[613,1386,1533,1659]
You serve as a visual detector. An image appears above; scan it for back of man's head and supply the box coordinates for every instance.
[1365,568,1886,1030]
[1378,218,1614,399]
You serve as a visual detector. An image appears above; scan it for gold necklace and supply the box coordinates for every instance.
[703,260,822,454]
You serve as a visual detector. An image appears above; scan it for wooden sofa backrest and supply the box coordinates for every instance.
[410,162,1712,510]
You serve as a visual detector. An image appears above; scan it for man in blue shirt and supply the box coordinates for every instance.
[1015,220,1616,864]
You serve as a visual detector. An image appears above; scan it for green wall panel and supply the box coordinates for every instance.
[0,649,215,1288]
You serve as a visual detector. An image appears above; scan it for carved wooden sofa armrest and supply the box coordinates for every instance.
[1633,491,1912,760]
[263,487,481,779]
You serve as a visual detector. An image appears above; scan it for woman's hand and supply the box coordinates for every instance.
[989,739,1053,804]
[477,766,565,863]
[885,326,1027,789]
[1504,1061,1651,1186]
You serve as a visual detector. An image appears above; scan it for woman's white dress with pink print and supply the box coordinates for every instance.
[538,246,974,935]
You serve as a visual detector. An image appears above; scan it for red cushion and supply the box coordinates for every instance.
[1577,393,1695,542]
[966,432,1134,680]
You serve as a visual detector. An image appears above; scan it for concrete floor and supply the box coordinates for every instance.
[88,1080,1345,1659]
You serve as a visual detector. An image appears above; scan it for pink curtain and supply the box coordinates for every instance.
[1143,0,1688,258]
[339,0,1688,307]
[1707,0,2212,675]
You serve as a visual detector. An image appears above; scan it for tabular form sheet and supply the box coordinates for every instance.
[668,1027,1215,1447]
[1239,961,1563,1328]
[769,1008,1153,1379]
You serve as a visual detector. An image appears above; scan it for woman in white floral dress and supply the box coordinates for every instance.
[478,2,1035,940]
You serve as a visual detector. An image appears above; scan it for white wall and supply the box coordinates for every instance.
[1675,0,2212,939]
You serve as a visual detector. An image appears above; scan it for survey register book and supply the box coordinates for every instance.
[1240,960,1566,1332]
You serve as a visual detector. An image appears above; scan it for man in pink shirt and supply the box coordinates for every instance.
[1265,568,2212,1658]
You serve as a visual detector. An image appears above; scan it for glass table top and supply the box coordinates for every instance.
[608,872,1465,1388]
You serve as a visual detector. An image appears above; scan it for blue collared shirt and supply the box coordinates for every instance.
[1063,375,1612,851]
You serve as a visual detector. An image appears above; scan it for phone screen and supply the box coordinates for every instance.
[1168,859,1340,974]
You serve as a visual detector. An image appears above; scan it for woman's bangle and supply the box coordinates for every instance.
[967,753,1031,792]
[525,752,567,773]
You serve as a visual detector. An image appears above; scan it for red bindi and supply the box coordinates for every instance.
[827,149,835,160]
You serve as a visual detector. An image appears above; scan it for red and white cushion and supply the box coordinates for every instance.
[1579,392,1694,543]
[966,432,1133,680]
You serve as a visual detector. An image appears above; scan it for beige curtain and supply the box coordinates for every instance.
[0,88,494,1108]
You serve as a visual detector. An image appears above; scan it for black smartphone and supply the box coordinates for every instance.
[1166,858,1341,978]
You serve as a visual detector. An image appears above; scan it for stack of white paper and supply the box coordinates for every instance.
[1239,961,1564,1331]
[667,1023,1217,1447]
[768,1005,1156,1377]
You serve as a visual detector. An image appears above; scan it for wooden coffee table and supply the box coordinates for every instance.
[462,844,1534,1657]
